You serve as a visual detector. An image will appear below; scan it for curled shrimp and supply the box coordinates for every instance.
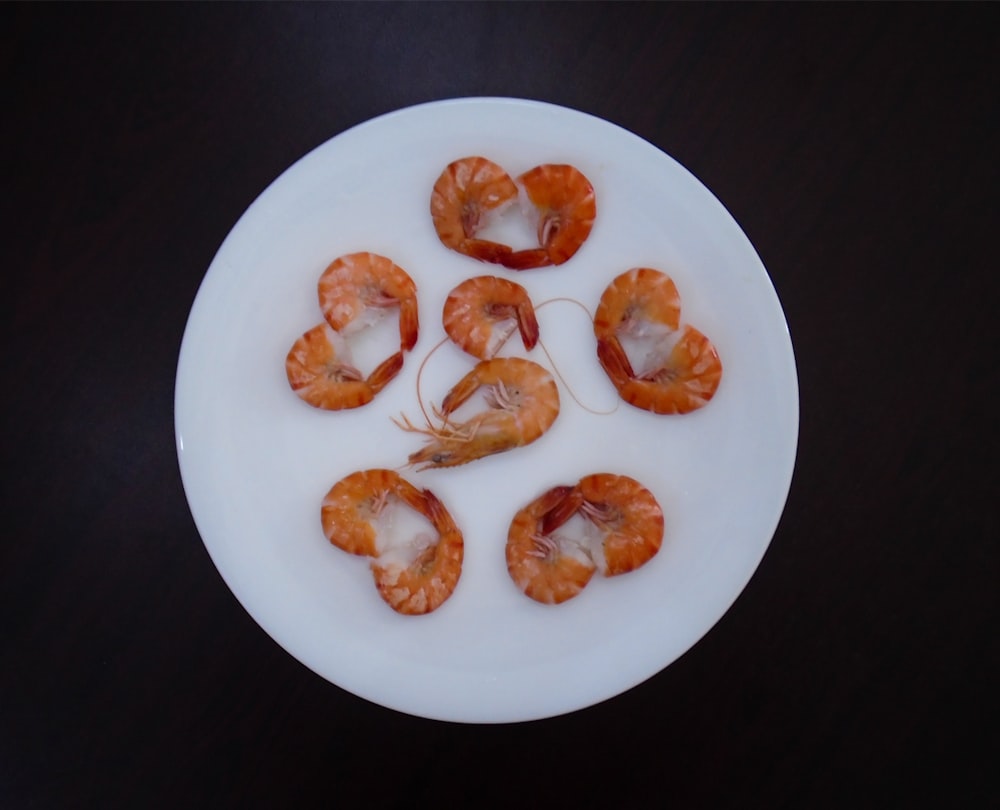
[573,473,664,576]
[430,156,519,265]
[318,252,419,351]
[506,473,663,604]
[594,268,722,414]
[287,252,418,410]
[431,158,596,270]
[321,468,463,615]
[285,323,403,410]
[442,275,539,359]
[506,484,597,605]
[395,357,560,469]
[504,163,597,270]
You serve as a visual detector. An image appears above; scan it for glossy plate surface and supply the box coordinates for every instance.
[175,98,798,722]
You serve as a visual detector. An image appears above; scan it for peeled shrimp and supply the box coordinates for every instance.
[321,468,463,615]
[285,323,403,410]
[594,268,722,414]
[318,252,419,352]
[504,164,597,270]
[442,275,539,359]
[505,473,663,604]
[396,357,560,469]
[505,484,597,605]
[430,156,519,265]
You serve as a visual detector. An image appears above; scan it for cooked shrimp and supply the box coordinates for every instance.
[573,473,663,576]
[285,323,404,410]
[396,357,560,469]
[321,468,463,615]
[322,468,419,556]
[504,164,597,270]
[431,156,519,265]
[598,324,723,415]
[506,484,597,604]
[442,275,539,359]
[594,268,721,414]
[594,267,681,338]
[317,252,419,352]
[371,488,464,615]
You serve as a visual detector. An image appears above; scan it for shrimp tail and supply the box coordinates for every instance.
[517,300,540,351]
[439,366,486,416]
[462,238,515,265]
[367,351,405,395]
[537,485,583,535]
[399,298,419,352]
[595,336,636,388]
[420,488,460,537]
[389,475,430,513]
[501,248,552,271]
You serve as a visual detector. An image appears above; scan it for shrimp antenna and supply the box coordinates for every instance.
[391,336,449,473]
[415,335,450,426]
[537,295,594,321]
[535,297,619,417]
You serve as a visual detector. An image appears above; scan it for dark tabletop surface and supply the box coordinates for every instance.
[4,3,997,807]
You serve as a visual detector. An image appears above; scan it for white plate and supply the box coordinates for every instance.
[175,98,798,723]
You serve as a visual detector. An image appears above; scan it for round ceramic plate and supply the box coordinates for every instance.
[175,97,798,723]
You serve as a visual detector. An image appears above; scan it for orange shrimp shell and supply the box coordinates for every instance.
[594,268,722,414]
[430,156,518,265]
[321,469,464,616]
[285,323,403,411]
[371,489,464,616]
[505,163,597,269]
[506,485,596,605]
[442,275,539,359]
[399,357,560,469]
[317,252,419,352]
[576,473,664,576]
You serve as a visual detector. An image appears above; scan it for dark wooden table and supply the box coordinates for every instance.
[4,4,996,806]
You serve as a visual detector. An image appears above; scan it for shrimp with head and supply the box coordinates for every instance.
[321,468,463,615]
[395,357,559,469]
[594,268,722,414]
